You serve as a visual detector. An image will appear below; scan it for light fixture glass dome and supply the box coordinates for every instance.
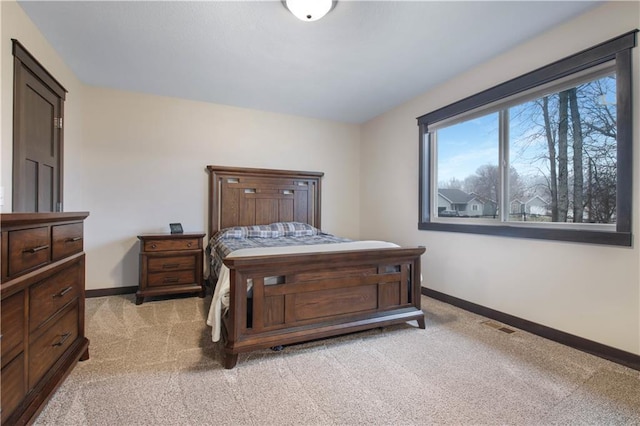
[285,0,333,22]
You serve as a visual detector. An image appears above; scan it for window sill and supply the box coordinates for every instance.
[418,222,631,246]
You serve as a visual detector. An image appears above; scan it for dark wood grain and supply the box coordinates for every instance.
[1,354,25,424]
[207,165,323,237]
[29,302,79,388]
[0,292,25,369]
[136,233,205,305]
[29,262,81,332]
[206,165,426,369]
[51,223,83,261]
[1,212,89,425]
[12,40,67,213]
[7,226,50,277]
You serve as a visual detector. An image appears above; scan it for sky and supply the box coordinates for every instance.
[436,112,498,185]
[435,73,616,190]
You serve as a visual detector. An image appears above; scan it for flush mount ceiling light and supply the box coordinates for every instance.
[285,0,333,22]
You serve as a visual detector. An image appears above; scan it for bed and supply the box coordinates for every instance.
[206,165,426,369]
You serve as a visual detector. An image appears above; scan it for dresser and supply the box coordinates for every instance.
[136,233,205,305]
[1,212,89,425]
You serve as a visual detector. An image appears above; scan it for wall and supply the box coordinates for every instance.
[4,0,639,356]
[80,87,360,291]
[360,1,640,355]
[1,0,362,291]
[1,0,85,212]
[0,3,3,194]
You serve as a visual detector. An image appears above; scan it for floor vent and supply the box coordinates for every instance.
[481,320,516,334]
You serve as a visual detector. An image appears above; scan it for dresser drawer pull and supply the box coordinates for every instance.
[66,236,83,242]
[162,263,180,269]
[23,244,49,254]
[151,244,157,249]
[53,286,74,298]
[186,242,192,248]
[52,332,72,347]
[163,277,179,284]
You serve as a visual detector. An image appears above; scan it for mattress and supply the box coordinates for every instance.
[208,233,351,280]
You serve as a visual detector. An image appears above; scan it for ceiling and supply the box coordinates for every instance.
[17,1,601,124]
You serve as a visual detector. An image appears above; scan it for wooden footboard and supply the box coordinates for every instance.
[221,246,426,368]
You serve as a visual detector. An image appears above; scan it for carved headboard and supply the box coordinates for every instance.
[206,166,323,238]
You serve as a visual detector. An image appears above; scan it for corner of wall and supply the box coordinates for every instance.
[1,0,85,212]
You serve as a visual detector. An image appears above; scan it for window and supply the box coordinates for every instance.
[418,31,637,246]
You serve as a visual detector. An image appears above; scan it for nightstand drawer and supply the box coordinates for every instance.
[52,223,83,261]
[1,292,24,367]
[29,302,79,388]
[144,238,199,252]
[147,270,195,287]
[29,261,81,332]
[137,232,205,304]
[148,255,195,273]
[8,226,50,277]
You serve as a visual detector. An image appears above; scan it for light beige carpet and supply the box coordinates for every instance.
[34,294,640,425]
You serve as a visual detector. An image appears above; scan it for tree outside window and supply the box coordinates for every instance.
[418,31,636,246]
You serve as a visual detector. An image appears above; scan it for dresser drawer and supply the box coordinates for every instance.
[1,212,89,424]
[147,255,196,273]
[148,270,196,287]
[144,238,199,252]
[1,353,25,424]
[1,291,25,366]
[8,226,50,277]
[29,302,79,388]
[52,223,83,261]
[29,261,81,332]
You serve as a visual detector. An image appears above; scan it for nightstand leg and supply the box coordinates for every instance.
[135,295,144,305]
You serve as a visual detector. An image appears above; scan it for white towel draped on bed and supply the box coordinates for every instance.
[206,240,399,342]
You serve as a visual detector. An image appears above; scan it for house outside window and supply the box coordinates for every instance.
[418,31,636,246]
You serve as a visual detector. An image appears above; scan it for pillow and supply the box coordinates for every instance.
[216,224,282,239]
[272,222,320,237]
[215,222,320,239]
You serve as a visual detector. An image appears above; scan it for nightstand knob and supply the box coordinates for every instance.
[151,244,157,249]
[187,242,192,247]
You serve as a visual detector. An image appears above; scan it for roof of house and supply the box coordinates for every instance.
[438,188,475,204]
[468,192,497,206]
[525,195,550,206]
[513,196,550,205]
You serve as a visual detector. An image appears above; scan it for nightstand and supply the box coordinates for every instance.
[136,233,206,305]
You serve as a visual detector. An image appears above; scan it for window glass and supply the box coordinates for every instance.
[417,30,635,246]
[508,73,617,224]
[435,113,499,219]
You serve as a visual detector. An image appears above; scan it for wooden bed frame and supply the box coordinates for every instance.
[207,165,426,368]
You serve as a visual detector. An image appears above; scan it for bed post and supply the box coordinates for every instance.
[223,353,239,369]
[415,248,426,329]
